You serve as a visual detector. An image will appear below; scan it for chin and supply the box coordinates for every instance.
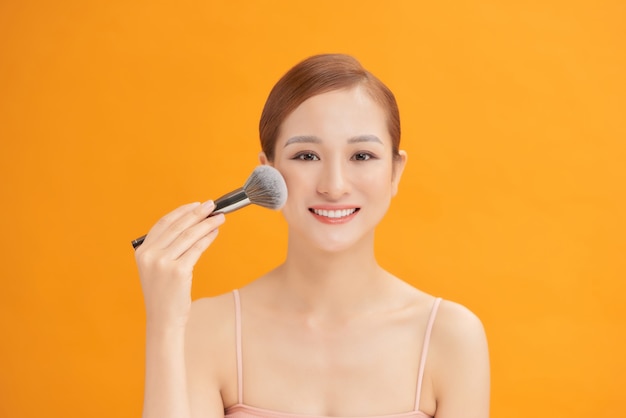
[285,213,380,254]
[306,229,374,255]
[312,241,355,254]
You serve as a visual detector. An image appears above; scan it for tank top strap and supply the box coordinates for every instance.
[232,289,243,404]
[414,297,442,411]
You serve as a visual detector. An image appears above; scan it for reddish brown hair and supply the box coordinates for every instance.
[259,54,401,161]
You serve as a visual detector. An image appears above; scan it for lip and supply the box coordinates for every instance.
[308,206,360,224]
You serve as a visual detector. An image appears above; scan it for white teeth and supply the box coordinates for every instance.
[313,208,357,218]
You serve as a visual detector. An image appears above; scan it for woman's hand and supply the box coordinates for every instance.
[135,201,225,329]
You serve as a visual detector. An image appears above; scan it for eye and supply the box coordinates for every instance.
[293,152,320,161]
[352,152,374,161]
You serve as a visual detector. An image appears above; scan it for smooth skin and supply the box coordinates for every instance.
[137,86,490,418]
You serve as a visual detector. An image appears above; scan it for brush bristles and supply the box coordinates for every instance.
[243,165,288,210]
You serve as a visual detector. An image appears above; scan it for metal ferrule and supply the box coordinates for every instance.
[211,187,251,215]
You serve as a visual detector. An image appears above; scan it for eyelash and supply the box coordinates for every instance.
[352,152,374,161]
[291,152,377,161]
[293,152,320,161]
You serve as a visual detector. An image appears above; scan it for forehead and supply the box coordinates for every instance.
[277,87,389,145]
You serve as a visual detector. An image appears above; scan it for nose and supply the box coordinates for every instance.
[317,159,351,199]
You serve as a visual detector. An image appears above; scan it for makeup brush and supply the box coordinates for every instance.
[131,165,287,249]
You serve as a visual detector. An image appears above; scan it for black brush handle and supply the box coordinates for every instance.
[131,235,147,249]
[131,187,249,250]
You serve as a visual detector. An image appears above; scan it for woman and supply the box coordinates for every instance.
[136,54,490,418]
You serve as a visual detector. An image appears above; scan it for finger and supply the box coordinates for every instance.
[149,201,216,250]
[167,213,225,259]
[176,228,220,271]
[142,202,202,247]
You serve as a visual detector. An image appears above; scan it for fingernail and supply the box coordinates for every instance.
[202,200,215,210]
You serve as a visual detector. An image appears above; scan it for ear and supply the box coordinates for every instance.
[391,150,407,197]
[258,151,271,166]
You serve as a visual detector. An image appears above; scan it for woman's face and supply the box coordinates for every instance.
[262,86,406,253]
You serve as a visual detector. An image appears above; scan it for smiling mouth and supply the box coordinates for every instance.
[309,208,360,219]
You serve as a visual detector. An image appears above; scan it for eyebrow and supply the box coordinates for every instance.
[347,135,384,145]
[284,136,321,147]
[283,134,383,147]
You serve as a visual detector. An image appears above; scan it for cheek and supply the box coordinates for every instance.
[279,169,311,203]
[354,163,394,190]
[282,170,303,189]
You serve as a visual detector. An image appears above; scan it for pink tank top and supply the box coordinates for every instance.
[225,290,442,418]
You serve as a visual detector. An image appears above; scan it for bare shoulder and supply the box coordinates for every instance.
[185,292,239,412]
[186,292,236,352]
[429,300,490,418]
[189,292,236,325]
[185,292,237,379]
[431,300,488,347]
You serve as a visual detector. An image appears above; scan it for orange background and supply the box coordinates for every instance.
[1,1,624,417]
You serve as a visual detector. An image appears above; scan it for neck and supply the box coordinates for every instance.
[270,232,390,317]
